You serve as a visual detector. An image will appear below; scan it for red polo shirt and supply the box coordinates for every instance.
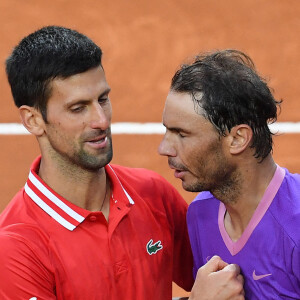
[0,157,193,299]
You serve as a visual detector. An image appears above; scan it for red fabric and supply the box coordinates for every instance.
[0,156,193,299]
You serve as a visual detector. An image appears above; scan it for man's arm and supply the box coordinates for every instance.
[189,256,244,300]
[0,231,56,299]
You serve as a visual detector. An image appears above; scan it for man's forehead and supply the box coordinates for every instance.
[51,67,109,92]
[44,69,110,109]
[163,92,202,127]
[164,91,204,116]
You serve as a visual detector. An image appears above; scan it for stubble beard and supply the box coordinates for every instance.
[185,165,241,204]
[182,148,241,204]
[47,131,113,173]
[76,139,113,171]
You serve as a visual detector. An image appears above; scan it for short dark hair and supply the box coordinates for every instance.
[171,49,281,161]
[6,26,102,121]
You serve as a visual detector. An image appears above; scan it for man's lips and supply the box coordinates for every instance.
[173,169,186,179]
[88,135,107,143]
[85,136,108,149]
[168,163,187,179]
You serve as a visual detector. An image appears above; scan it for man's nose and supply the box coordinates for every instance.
[158,135,176,157]
[90,104,110,130]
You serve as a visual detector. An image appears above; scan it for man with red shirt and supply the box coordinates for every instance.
[0,26,243,299]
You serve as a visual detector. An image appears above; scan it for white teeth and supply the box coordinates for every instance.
[95,139,103,144]
[92,137,106,144]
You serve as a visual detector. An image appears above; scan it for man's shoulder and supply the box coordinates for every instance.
[0,188,26,227]
[266,167,300,246]
[190,191,216,206]
[283,167,300,186]
[0,222,50,257]
[0,188,49,241]
[0,223,52,285]
[275,167,300,209]
[187,192,218,218]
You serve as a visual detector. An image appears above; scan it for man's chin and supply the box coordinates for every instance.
[182,181,205,193]
[77,149,113,171]
[181,181,193,192]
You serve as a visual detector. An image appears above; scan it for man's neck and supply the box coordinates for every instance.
[38,156,109,215]
[216,156,277,241]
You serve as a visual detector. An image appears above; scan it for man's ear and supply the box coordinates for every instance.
[228,124,253,155]
[19,105,45,136]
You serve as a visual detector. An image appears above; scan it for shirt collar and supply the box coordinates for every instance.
[25,156,134,231]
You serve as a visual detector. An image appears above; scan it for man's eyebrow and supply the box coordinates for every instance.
[162,124,189,133]
[98,88,111,98]
[66,88,111,106]
[65,99,89,108]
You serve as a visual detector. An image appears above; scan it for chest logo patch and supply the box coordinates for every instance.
[146,239,163,255]
[252,270,272,280]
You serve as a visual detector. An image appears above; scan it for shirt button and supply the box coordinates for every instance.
[89,215,97,222]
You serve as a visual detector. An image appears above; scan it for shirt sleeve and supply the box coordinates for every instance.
[0,230,56,300]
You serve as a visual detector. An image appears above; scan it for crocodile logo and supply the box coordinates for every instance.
[146,239,163,255]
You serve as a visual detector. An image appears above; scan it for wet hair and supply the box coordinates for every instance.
[171,49,281,161]
[6,25,102,121]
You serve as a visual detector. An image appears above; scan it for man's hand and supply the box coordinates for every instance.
[189,256,245,300]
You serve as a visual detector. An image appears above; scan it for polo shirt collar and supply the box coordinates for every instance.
[24,156,134,231]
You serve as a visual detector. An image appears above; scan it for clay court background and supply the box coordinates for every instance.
[1,0,300,297]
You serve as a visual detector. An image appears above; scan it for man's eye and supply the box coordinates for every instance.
[71,106,84,112]
[98,97,109,104]
[177,131,186,138]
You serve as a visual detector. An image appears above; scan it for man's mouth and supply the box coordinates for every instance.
[88,136,107,143]
[85,135,108,149]
[168,162,187,179]
[173,169,186,179]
